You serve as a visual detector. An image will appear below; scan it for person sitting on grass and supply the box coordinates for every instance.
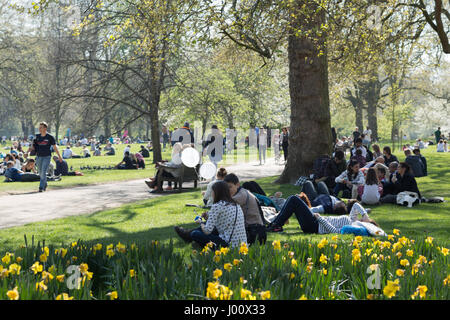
[116,151,137,170]
[436,139,445,152]
[380,162,421,204]
[334,160,365,199]
[52,156,83,176]
[203,168,228,206]
[93,146,102,156]
[266,193,377,235]
[351,148,366,168]
[134,151,145,169]
[104,143,116,156]
[383,146,399,166]
[174,180,247,249]
[358,167,382,205]
[224,173,266,245]
[404,149,426,177]
[412,148,427,176]
[82,146,91,158]
[139,145,150,158]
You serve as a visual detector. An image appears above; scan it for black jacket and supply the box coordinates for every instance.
[394,173,421,198]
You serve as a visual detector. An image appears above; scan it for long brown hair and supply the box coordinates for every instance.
[217,168,227,179]
[212,181,235,205]
[365,167,379,185]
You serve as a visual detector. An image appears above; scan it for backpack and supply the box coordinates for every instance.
[313,155,331,180]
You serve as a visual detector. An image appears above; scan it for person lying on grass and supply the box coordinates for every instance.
[4,161,61,183]
[174,180,247,249]
[266,194,378,235]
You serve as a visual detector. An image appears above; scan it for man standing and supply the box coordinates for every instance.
[435,127,441,144]
[363,126,372,148]
[29,122,63,192]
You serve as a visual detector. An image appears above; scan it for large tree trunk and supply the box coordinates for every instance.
[366,80,380,142]
[276,1,332,184]
[150,109,162,163]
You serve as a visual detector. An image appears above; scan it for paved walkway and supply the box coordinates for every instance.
[0,158,285,229]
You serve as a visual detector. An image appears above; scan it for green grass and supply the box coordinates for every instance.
[0,148,448,253]
[1,142,274,194]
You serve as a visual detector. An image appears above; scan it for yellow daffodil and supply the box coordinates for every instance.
[260,290,271,300]
[299,295,308,300]
[443,275,450,286]
[71,241,77,248]
[239,243,248,255]
[129,269,135,278]
[367,294,374,300]
[2,253,11,265]
[31,262,43,274]
[213,269,222,279]
[233,259,241,266]
[15,257,23,263]
[93,243,102,252]
[351,248,361,265]
[8,263,21,275]
[106,248,115,258]
[416,255,427,264]
[321,268,328,275]
[291,258,298,267]
[224,263,232,272]
[79,263,89,275]
[206,282,220,299]
[425,237,433,245]
[319,254,328,265]
[213,255,221,263]
[365,248,373,256]
[334,254,340,262]
[107,291,118,300]
[400,259,410,267]
[35,281,48,292]
[396,252,402,258]
[387,235,395,241]
[116,242,126,253]
[7,287,19,300]
[56,293,74,300]
[317,238,328,249]
[288,251,295,258]
[441,247,449,256]
[396,269,405,277]
[393,229,400,236]
[369,264,378,271]
[272,240,281,251]
[383,279,400,299]
[331,235,338,241]
[406,249,413,257]
[289,272,295,280]
[218,285,233,300]
[56,275,65,283]
[220,247,229,255]
[241,288,252,299]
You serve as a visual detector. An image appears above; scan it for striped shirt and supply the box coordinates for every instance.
[316,203,368,234]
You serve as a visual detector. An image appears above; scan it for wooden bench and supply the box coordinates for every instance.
[156,164,199,192]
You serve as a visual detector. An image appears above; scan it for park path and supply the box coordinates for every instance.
[0,158,285,229]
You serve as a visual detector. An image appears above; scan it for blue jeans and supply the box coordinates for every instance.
[271,195,319,233]
[35,156,51,190]
[302,181,329,201]
[190,227,229,248]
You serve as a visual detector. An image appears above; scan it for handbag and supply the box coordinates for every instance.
[227,204,238,246]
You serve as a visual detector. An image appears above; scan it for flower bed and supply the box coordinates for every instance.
[1,231,449,300]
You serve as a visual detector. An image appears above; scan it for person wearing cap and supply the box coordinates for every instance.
[181,122,195,145]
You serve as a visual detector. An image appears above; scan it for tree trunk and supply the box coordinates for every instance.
[366,80,380,142]
[150,108,162,163]
[104,113,111,138]
[276,1,332,184]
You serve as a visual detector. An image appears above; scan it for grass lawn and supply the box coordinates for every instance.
[0,148,448,253]
[1,142,274,195]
